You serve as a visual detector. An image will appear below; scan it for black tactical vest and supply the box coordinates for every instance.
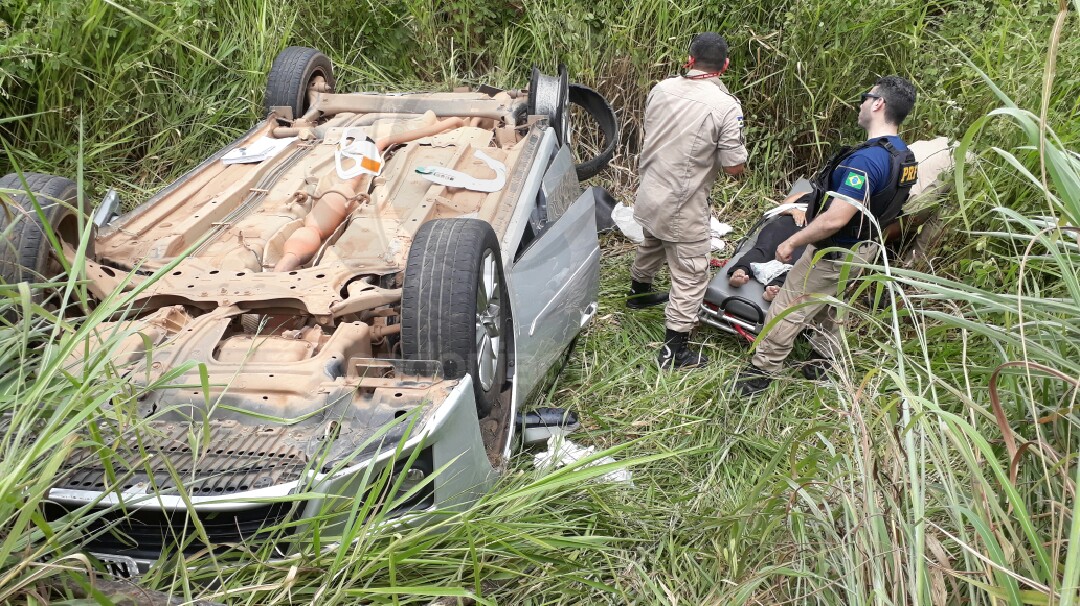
[805,137,918,242]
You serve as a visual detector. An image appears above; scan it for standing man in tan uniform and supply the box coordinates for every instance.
[628,32,748,369]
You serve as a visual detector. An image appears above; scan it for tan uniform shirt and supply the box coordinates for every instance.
[634,72,747,243]
[906,137,954,201]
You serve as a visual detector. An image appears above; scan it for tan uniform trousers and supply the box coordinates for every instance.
[751,242,877,372]
[630,229,710,333]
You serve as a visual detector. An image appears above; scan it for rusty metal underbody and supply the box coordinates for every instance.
[71,89,535,462]
[89,91,533,315]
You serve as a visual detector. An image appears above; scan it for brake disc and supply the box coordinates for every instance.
[527,65,570,146]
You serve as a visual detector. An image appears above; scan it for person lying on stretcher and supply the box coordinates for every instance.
[726,192,809,301]
[722,137,960,311]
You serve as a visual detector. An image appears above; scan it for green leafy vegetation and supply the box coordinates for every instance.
[1,0,1078,604]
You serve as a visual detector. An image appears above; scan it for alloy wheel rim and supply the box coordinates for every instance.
[475,249,501,391]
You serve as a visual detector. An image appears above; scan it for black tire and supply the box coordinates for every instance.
[401,219,509,417]
[0,172,89,288]
[264,46,335,119]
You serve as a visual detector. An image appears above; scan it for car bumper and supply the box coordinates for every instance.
[51,376,495,576]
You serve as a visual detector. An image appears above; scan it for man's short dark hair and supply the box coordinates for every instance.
[874,75,916,126]
[689,32,728,71]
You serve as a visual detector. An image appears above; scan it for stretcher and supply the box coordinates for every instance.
[698,179,812,340]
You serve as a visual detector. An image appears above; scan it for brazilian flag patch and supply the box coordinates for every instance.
[844,172,865,190]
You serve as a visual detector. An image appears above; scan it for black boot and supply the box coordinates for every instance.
[657,329,708,369]
[627,280,669,309]
[800,349,830,381]
[735,364,772,396]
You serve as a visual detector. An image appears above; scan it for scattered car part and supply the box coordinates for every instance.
[334,128,383,178]
[519,407,581,445]
[415,149,507,192]
[592,186,618,234]
[567,83,619,181]
[92,188,119,227]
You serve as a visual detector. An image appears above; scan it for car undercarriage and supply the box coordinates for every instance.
[0,47,616,573]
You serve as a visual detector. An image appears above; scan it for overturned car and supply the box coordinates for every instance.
[1,46,618,575]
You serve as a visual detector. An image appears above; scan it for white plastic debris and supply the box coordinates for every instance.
[221,136,296,165]
[416,149,506,192]
[610,205,731,251]
[335,127,383,178]
[710,216,733,238]
[611,202,644,244]
[750,259,792,285]
[533,435,633,486]
[710,217,733,252]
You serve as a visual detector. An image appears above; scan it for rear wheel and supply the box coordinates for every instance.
[0,172,90,289]
[264,46,335,119]
[401,219,509,417]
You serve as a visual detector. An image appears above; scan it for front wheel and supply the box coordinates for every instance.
[401,219,509,417]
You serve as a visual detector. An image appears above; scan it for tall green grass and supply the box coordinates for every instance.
[6,0,1073,199]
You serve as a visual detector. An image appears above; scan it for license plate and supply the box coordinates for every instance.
[91,552,139,578]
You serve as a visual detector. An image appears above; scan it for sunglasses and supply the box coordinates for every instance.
[860,92,883,103]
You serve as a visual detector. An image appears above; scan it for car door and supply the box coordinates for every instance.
[507,147,600,408]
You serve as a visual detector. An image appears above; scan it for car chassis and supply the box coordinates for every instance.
[4,47,618,574]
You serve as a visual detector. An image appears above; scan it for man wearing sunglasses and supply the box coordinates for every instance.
[628,31,748,369]
[735,75,917,395]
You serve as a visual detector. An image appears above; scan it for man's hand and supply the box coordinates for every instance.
[776,193,859,257]
[776,239,796,264]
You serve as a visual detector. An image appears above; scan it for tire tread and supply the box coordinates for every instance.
[401,219,506,415]
[264,47,335,117]
[0,172,81,286]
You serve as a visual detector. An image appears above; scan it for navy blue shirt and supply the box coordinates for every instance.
[831,135,908,201]
[829,135,907,243]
